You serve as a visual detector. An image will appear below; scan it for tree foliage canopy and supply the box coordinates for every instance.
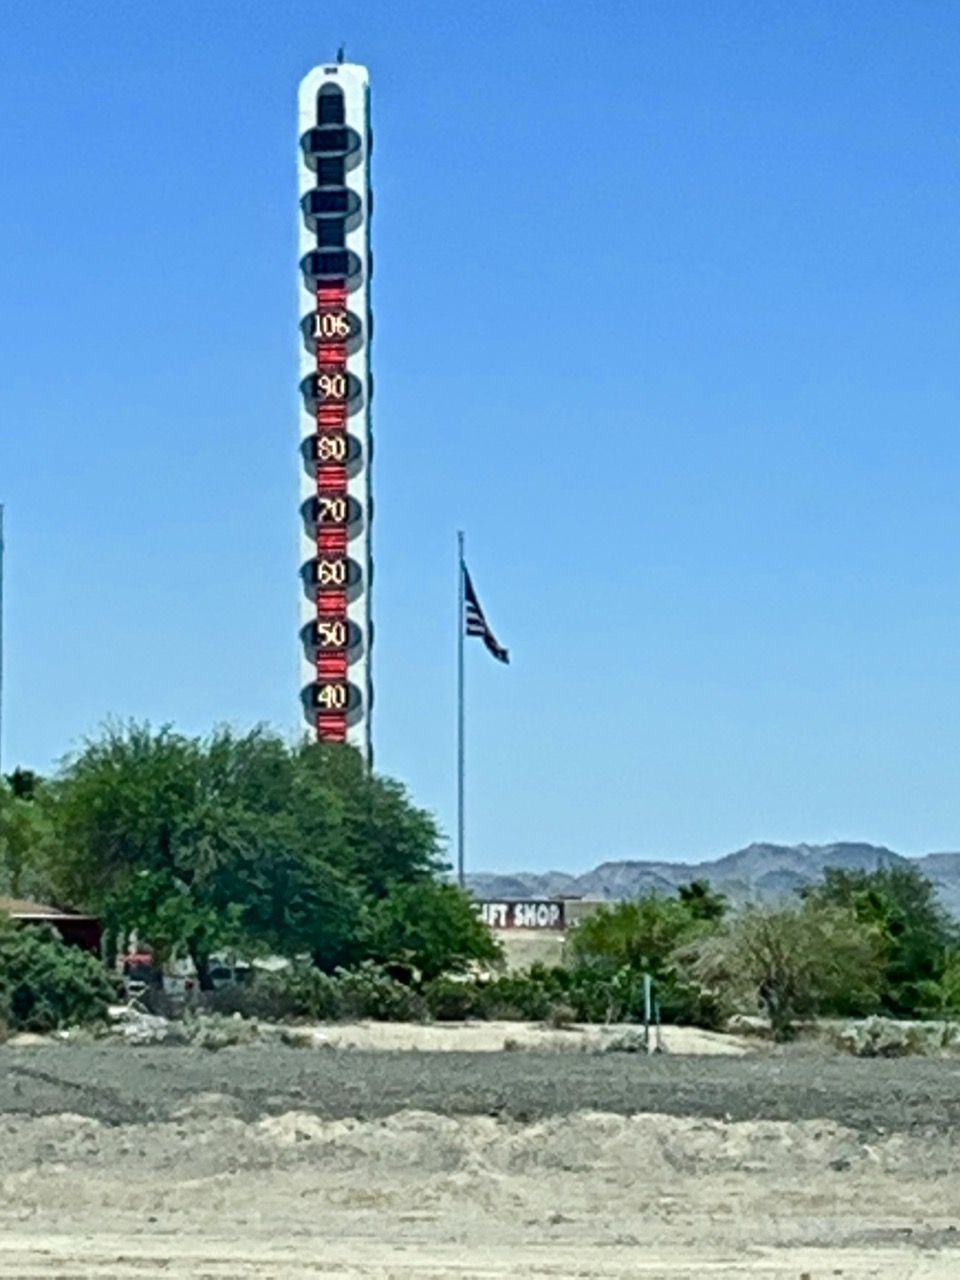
[570,880,727,976]
[567,880,728,1025]
[8,725,960,1029]
[801,863,958,1014]
[363,879,501,981]
[0,772,55,903]
[36,722,491,985]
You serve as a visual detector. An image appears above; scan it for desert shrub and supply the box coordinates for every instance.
[657,975,726,1030]
[0,916,114,1033]
[186,1011,262,1051]
[198,976,311,1022]
[600,1028,650,1053]
[186,960,722,1029]
[565,884,728,1028]
[685,901,885,1040]
[241,966,343,1020]
[333,962,426,1021]
[508,962,722,1028]
[420,962,721,1028]
[833,1017,959,1058]
[198,962,425,1023]
[543,1001,577,1029]
[423,976,490,1021]
[423,968,561,1022]
[575,965,659,1022]
[481,968,558,1020]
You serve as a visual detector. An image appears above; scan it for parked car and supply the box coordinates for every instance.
[162,972,197,996]
[207,960,254,991]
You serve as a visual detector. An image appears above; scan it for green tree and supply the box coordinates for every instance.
[0,773,55,902]
[49,723,244,983]
[570,881,726,975]
[677,878,727,922]
[568,883,727,1025]
[6,768,42,800]
[47,720,484,986]
[571,895,695,974]
[224,843,364,972]
[686,900,885,1039]
[929,950,960,1017]
[364,880,501,982]
[284,741,443,893]
[802,864,957,1015]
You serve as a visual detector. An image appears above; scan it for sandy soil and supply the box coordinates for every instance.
[2,1034,959,1276]
[308,1019,752,1054]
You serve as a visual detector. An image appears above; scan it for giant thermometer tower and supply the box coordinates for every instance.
[297,62,373,761]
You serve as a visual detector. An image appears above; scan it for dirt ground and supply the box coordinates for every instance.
[2,1030,960,1277]
[292,1019,751,1054]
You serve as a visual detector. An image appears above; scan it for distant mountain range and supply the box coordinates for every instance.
[467,843,960,918]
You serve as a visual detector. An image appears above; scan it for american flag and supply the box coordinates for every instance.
[463,565,509,664]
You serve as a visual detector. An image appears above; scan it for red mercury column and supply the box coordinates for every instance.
[313,283,351,742]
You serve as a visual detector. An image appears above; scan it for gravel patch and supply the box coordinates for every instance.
[2,1043,960,1134]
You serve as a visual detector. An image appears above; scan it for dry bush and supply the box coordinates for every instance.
[683,902,885,1040]
[543,1001,578,1030]
[834,1016,960,1058]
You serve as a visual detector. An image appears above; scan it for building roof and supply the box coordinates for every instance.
[0,896,98,922]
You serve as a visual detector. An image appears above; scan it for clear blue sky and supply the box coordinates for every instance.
[2,1,960,872]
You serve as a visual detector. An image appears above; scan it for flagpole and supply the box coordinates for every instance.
[457,529,465,889]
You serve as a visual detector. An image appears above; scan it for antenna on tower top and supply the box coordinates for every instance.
[336,45,346,64]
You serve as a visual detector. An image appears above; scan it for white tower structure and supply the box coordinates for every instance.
[297,62,373,761]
